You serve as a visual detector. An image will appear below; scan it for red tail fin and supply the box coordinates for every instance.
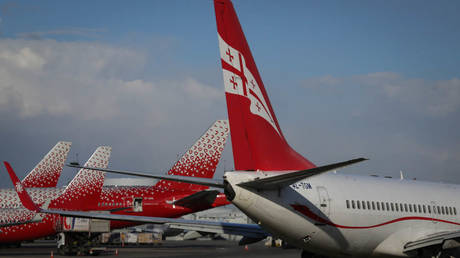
[22,141,72,188]
[4,162,40,212]
[155,120,229,191]
[214,0,315,171]
[50,146,111,210]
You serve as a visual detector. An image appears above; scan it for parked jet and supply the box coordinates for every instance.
[1,120,231,248]
[46,1,460,257]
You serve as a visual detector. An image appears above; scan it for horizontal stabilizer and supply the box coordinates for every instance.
[173,190,220,210]
[237,158,368,190]
[66,165,225,188]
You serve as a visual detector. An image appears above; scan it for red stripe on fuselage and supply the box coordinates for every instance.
[291,204,460,229]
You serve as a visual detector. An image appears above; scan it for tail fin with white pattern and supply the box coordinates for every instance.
[155,120,229,191]
[49,146,111,210]
[22,141,72,188]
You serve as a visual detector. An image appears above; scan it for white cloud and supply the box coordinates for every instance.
[0,46,45,69]
[16,28,106,40]
[0,39,222,122]
[303,72,460,117]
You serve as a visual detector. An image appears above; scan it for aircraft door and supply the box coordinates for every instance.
[133,197,143,212]
[317,186,330,216]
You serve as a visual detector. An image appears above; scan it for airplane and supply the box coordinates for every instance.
[0,146,112,242]
[41,1,460,257]
[1,120,231,249]
[0,141,71,231]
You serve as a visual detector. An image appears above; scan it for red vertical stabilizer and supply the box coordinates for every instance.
[154,120,229,191]
[50,146,111,210]
[22,141,72,188]
[214,0,315,171]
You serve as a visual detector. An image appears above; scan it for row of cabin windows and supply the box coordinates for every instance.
[98,202,124,207]
[346,200,457,216]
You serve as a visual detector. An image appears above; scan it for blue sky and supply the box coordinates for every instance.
[0,0,459,187]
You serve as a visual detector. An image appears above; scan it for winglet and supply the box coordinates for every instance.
[3,161,40,213]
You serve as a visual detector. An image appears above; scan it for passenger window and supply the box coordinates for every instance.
[346,200,350,209]
[414,205,417,213]
[449,207,453,215]
[418,205,422,213]
[362,201,366,210]
[404,204,408,212]
[428,205,431,214]
[441,206,445,215]
[367,201,371,210]
[437,206,441,214]
[357,201,361,209]
[454,207,457,215]
[423,205,426,213]
[372,201,376,210]
[377,202,380,210]
[352,200,355,209]
[381,202,385,211]
[409,204,413,212]
[395,203,399,212]
[400,203,404,212]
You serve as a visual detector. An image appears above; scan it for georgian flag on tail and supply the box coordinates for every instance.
[218,36,279,135]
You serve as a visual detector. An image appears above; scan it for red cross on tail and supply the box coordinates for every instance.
[214,0,316,171]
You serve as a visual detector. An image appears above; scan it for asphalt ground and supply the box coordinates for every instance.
[0,240,301,258]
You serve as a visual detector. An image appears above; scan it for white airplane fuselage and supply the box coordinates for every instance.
[225,172,460,257]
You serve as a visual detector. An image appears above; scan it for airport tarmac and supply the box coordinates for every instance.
[0,240,301,258]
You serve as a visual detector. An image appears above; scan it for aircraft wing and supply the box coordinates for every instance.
[404,230,460,255]
[66,165,224,188]
[237,158,368,190]
[69,159,367,191]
